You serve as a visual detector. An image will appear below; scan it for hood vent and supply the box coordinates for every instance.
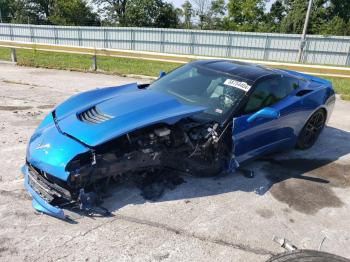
[78,106,112,124]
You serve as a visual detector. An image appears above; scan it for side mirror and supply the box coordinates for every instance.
[159,71,166,78]
[247,107,280,123]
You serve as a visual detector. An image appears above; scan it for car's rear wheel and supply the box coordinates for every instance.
[297,109,326,150]
[266,250,349,262]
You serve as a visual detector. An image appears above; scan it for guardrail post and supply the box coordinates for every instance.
[91,54,97,71]
[11,48,17,63]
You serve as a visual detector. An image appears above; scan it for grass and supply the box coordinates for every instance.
[0,47,349,100]
[0,47,180,77]
[323,77,350,101]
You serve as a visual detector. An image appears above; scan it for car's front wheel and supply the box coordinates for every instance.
[297,109,326,149]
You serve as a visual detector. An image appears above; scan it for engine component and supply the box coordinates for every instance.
[154,127,171,137]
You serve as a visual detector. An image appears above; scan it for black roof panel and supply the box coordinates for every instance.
[192,60,279,83]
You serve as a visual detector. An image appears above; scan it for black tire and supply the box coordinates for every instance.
[266,250,350,262]
[297,109,326,150]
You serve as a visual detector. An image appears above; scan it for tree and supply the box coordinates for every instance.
[280,0,336,34]
[262,0,287,32]
[123,0,179,28]
[92,0,128,25]
[0,0,13,22]
[209,0,226,29]
[22,0,55,23]
[49,0,98,26]
[155,1,179,28]
[181,1,193,29]
[226,0,266,31]
[318,16,348,36]
[190,0,211,29]
[328,0,350,23]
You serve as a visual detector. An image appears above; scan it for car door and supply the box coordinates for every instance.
[232,75,299,163]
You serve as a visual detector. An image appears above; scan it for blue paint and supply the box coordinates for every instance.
[247,107,280,123]
[233,76,335,163]
[57,89,205,147]
[22,62,336,218]
[22,165,65,219]
[159,71,167,78]
[26,113,89,181]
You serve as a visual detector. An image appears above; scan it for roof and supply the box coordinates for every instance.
[192,60,280,83]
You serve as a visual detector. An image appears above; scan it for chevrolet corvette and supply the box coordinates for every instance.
[22,60,335,219]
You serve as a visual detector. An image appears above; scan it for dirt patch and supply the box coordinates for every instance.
[0,189,31,202]
[37,105,54,109]
[0,210,32,220]
[11,120,42,126]
[0,237,17,256]
[263,159,349,214]
[256,209,274,219]
[0,106,33,111]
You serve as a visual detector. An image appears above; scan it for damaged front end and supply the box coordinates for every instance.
[23,85,234,219]
[24,117,232,219]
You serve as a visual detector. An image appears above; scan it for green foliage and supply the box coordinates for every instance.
[208,0,226,29]
[226,0,265,31]
[123,0,179,28]
[181,1,193,29]
[263,0,286,32]
[0,0,98,25]
[92,0,128,25]
[49,0,98,26]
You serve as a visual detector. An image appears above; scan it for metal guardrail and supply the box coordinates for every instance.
[0,23,350,66]
[1,40,350,78]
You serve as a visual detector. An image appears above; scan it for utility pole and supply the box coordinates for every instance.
[297,0,313,62]
[0,8,3,23]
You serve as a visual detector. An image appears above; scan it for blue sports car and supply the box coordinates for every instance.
[22,60,335,219]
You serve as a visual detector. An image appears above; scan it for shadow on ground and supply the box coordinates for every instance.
[64,126,350,219]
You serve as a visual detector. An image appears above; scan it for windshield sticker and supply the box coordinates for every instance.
[215,108,223,114]
[224,79,251,92]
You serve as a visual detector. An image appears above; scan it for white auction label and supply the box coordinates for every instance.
[224,79,251,92]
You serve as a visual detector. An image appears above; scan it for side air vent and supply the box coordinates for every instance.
[78,106,112,124]
[296,89,313,97]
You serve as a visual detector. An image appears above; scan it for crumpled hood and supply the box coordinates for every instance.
[55,83,205,147]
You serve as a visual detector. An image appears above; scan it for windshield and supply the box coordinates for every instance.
[148,64,250,122]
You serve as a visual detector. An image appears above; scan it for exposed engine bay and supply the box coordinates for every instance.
[28,118,233,213]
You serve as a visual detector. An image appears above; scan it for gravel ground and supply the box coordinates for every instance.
[0,62,349,262]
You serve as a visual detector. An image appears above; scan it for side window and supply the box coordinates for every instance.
[170,67,198,83]
[243,76,298,114]
[283,77,299,94]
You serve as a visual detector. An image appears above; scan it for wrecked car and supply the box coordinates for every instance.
[22,60,335,219]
